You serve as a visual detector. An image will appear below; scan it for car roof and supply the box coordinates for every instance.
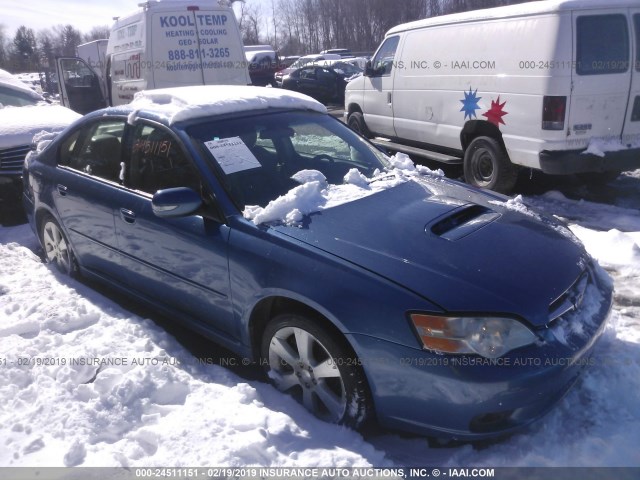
[0,70,44,101]
[122,85,327,125]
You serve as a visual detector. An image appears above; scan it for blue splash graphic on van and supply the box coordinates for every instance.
[460,88,481,120]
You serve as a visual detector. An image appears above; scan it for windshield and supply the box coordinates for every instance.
[0,85,40,108]
[289,57,321,70]
[188,110,389,209]
[332,62,362,77]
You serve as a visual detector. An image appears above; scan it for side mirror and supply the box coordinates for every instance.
[152,187,202,218]
[364,60,373,77]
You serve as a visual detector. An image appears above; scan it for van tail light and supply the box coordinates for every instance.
[542,96,566,130]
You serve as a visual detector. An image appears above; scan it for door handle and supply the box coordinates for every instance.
[56,184,68,196]
[387,92,392,104]
[119,208,136,224]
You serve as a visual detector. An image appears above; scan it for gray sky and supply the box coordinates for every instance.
[1,0,136,36]
[0,0,272,38]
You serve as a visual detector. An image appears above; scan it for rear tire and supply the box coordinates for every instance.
[261,313,372,428]
[464,136,518,194]
[347,111,372,139]
[39,215,78,277]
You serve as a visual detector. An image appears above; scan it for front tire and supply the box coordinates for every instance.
[261,313,372,428]
[347,111,372,139]
[464,136,518,194]
[40,215,77,276]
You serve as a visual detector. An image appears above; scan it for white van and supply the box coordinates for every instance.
[57,1,250,114]
[345,0,640,192]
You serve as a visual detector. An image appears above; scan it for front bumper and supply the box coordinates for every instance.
[347,270,613,440]
[0,175,23,204]
[539,146,640,175]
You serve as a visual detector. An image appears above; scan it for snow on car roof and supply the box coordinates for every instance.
[0,70,43,100]
[0,105,80,149]
[129,85,327,125]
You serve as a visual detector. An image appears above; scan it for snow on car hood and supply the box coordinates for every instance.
[271,174,591,327]
[0,105,80,149]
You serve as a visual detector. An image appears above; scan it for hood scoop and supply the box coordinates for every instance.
[429,204,501,241]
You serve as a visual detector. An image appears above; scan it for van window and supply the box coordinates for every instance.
[371,36,400,76]
[576,14,629,75]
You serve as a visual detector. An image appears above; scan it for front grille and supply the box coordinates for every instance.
[548,270,590,324]
[0,144,30,176]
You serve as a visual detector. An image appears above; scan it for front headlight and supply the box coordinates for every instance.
[410,314,537,359]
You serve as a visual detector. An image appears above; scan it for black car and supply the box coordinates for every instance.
[280,62,362,104]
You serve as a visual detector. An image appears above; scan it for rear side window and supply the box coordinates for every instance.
[59,119,125,183]
[576,14,629,75]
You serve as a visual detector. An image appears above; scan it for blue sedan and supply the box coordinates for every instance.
[23,86,612,440]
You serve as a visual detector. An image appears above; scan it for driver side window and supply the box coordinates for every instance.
[371,36,400,76]
[128,123,201,195]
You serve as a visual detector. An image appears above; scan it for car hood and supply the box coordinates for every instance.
[272,178,589,327]
[0,105,80,149]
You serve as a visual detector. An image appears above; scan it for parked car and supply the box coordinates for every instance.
[320,48,352,57]
[281,62,363,104]
[278,56,301,69]
[0,70,80,207]
[274,54,342,88]
[23,85,612,440]
[245,45,280,86]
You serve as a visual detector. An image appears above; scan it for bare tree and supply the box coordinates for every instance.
[83,25,110,42]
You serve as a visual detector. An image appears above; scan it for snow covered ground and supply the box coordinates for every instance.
[0,171,639,468]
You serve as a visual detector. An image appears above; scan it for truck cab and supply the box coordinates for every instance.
[57,1,250,114]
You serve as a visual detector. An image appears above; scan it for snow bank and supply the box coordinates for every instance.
[524,190,640,233]
[129,86,327,125]
[570,227,640,269]
[0,227,389,467]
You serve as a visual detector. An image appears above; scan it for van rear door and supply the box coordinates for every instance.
[569,10,632,149]
[150,6,250,88]
[624,11,640,145]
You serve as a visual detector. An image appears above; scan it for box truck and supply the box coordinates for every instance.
[57,1,250,114]
[345,0,640,192]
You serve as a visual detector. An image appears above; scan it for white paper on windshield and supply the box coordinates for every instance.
[204,137,261,174]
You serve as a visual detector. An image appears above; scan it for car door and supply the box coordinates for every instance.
[316,67,339,101]
[362,35,400,137]
[53,118,127,275]
[55,58,108,114]
[297,66,320,98]
[113,121,236,337]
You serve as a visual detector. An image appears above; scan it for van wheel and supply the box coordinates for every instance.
[347,112,372,139]
[464,136,518,194]
[261,313,372,428]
